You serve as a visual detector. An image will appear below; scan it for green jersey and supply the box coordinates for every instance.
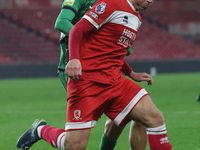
[55,0,96,70]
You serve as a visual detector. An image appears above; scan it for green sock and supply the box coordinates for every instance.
[99,134,117,150]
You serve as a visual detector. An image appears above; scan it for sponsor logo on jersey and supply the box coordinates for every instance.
[123,16,128,23]
[117,28,136,48]
[89,11,99,20]
[64,0,75,6]
[73,110,82,121]
[95,2,106,14]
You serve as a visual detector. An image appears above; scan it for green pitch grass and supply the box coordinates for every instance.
[0,72,200,150]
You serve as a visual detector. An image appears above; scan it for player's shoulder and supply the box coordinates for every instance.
[101,0,118,6]
[91,0,120,13]
[95,0,129,11]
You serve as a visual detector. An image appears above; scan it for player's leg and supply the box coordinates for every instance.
[105,77,172,150]
[100,119,147,150]
[16,120,91,150]
[16,119,68,150]
[64,129,91,150]
[16,119,47,149]
[66,79,109,150]
[100,118,124,150]
[129,121,147,150]
[128,95,172,150]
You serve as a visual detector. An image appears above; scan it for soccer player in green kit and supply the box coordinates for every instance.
[54,0,148,150]
[16,0,153,149]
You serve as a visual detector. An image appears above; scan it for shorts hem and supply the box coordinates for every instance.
[65,120,97,131]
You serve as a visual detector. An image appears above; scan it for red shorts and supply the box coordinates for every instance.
[65,76,148,131]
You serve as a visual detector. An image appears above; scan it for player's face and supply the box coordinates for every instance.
[133,0,154,11]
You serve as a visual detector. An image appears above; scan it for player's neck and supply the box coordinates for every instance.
[127,0,139,12]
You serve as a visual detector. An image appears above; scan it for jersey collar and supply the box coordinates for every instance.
[126,0,139,13]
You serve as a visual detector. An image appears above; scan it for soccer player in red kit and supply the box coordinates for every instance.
[65,0,172,149]
[16,0,173,150]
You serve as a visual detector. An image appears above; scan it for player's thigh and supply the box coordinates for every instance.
[64,129,91,149]
[128,95,164,127]
[104,118,124,141]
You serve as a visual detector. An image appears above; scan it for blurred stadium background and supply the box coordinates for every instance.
[0,0,200,79]
[1,1,200,150]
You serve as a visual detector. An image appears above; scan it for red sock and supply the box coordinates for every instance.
[147,125,172,150]
[40,125,66,149]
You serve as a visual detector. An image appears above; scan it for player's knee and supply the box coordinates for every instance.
[103,118,124,141]
[104,118,113,134]
[144,109,164,128]
[134,95,165,128]
[133,121,144,127]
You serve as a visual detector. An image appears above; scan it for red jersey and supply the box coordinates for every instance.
[79,0,142,84]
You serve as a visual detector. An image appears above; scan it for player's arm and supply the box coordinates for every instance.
[54,0,83,36]
[54,8,74,36]
[65,18,96,81]
[122,60,153,85]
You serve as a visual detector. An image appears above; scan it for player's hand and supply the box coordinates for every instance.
[65,59,82,81]
[128,71,153,85]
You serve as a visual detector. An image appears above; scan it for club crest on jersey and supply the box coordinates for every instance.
[73,110,82,121]
[95,2,106,14]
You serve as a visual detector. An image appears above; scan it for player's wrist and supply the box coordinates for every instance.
[69,57,80,60]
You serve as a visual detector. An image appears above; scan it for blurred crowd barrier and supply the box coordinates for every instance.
[0,0,200,66]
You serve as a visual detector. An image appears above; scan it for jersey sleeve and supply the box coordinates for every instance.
[83,0,115,29]
[54,0,85,36]
[69,18,96,60]
[121,60,133,75]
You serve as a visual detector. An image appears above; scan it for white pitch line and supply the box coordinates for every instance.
[162,111,200,114]
[0,110,200,114]
[0,110,66,114]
